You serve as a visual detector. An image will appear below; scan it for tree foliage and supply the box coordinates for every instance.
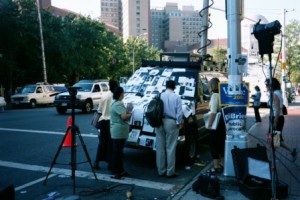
[0,0,161,96]
[273,20,300,85]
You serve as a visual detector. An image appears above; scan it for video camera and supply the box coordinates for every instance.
[252,20,282,56]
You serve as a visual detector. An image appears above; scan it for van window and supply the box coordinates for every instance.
[101,83,109,92]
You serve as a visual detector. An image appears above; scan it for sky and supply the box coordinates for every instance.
[52,0,300,39]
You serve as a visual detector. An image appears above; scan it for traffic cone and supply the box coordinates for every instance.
[63,116,77,147]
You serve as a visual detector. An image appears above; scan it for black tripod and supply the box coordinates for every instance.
[43,87,98,194]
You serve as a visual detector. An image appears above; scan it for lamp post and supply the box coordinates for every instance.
[282,8,294,105]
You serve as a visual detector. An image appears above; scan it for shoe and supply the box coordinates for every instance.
[120,171,130,177]
[111,174,123,179]
[210,167,223,174]
[158,172,166,177]
[167,172,179,178]
[291,148,297,162]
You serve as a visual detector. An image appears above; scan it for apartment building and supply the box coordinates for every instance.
[151,3,202,51]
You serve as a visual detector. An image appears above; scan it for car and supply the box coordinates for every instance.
[54,80,109,114]
[10,83,57,108]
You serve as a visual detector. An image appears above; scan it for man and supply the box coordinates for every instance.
[155,80,182,178]
[93,80,118,169]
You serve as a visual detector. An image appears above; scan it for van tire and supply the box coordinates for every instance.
[29,99,37,108]
[82,100,92,113]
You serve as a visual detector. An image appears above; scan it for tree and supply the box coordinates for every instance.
[274,20,300,84]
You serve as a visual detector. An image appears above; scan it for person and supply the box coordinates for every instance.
[251,85,262,123]
[155,80,183,178]
[110,86,132,179]
[93,80,118,170]
[206,77,226,174]
[265,78,297,161]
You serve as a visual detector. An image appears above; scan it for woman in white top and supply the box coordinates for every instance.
[265,78,297,161]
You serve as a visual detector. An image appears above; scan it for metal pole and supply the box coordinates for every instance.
[132,43,135,74]
[36,0,47,83]
[200,0,209,56]
[223,0,248,177]
[282,9,287,106]
[281,9,294,105]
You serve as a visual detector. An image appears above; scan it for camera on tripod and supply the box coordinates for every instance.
[67,87,81,104]
[252,20,282,56]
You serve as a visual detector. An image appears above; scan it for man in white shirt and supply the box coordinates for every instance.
[93,80,118,170]
[155,80,182,178]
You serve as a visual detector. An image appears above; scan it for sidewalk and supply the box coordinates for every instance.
[172,103,300,200]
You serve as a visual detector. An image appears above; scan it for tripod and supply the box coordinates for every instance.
[43,87,98,194]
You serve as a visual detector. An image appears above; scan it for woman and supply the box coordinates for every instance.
[251,85,262,123]
[110,86,132,179]
[265,78,297,161]
[206,78,226,173]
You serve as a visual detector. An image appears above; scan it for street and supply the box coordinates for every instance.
[0,106,215,200]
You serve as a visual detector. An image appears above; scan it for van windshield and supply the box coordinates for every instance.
[20,85,36,94]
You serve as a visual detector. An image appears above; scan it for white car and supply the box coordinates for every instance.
[10,84,57,108]
[54,80,109,114]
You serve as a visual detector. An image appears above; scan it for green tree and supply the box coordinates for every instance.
[211,47,227,63]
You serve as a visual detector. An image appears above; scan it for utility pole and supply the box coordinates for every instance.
[36,0,47,83]
[223,0,248,176]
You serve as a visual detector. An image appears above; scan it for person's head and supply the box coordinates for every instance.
[166,80,176,90]
[113,86,124,100]
[254,85,260,91]
[208,77,220,93]
[265,78,281,90]
[109,80,118,93]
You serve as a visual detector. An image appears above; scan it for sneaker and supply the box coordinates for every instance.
[167,172,179,178]
[291,148,297,162]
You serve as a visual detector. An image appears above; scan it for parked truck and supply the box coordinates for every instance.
[122,52,227,162]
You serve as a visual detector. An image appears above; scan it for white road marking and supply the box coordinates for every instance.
[0,160,175,191]
[15,174,56,192]
[0,128,97,137]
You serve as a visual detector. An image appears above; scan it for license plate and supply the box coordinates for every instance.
[61,103,67,106]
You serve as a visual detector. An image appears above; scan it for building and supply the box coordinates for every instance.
[150,3,202,52]
[99,0,121,33]
[122,0,150,43]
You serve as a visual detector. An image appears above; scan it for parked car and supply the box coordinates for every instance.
[10,83,57,108]
[54,80,109,114]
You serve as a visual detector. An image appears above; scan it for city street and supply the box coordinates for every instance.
[1,102,278,200]
[0,106,215,200]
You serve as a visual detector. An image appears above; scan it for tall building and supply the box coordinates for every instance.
[151,3,202,51]
[122,0,150,43]
[99,0,121,32]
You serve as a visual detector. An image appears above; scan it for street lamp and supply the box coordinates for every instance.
[282,8,294,105]
[132,33,148,74]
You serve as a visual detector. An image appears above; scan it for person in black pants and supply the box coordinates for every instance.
[93,80,118,170]
[251,86,262,123]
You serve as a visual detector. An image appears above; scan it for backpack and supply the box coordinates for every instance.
[145,93,164,127]
[192,171,224,199]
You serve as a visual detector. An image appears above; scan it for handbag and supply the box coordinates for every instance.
[282,104,288,115]
[91,112,101,127]
[204,112,221,130]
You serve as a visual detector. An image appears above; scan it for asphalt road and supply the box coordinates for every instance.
[0,106,213,200]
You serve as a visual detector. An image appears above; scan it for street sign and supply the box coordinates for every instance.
[219,82,249,106]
